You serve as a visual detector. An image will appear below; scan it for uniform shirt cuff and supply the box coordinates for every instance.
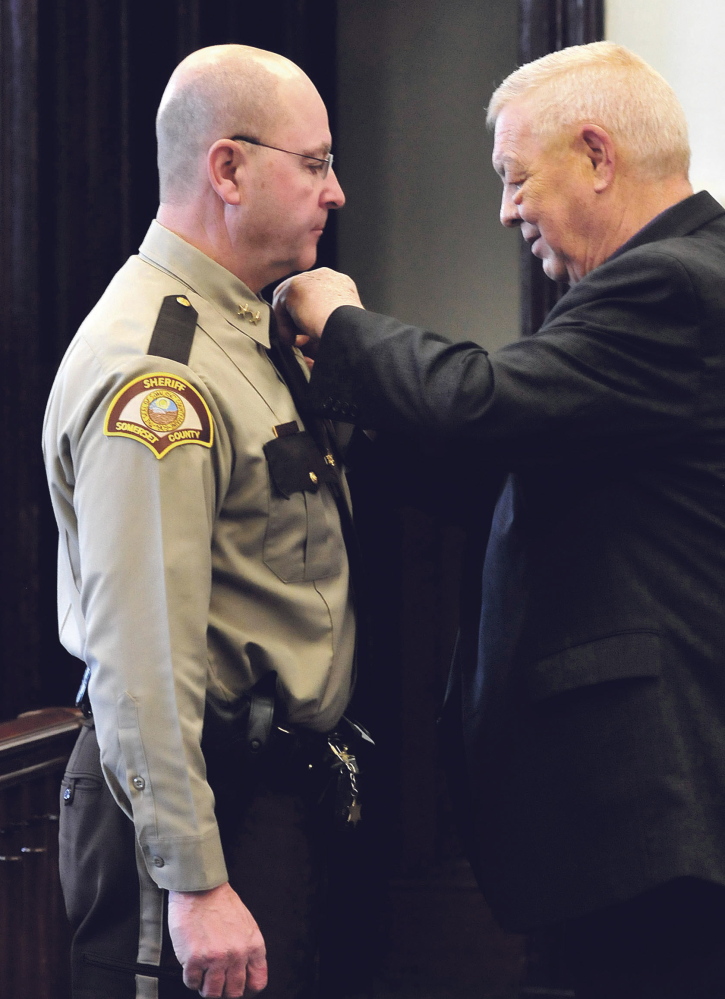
[140,828,229,891]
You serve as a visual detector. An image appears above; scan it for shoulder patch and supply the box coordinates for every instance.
[104,372,214,459]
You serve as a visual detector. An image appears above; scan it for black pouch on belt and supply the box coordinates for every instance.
[201,671,287,782]
[202,673,375,827]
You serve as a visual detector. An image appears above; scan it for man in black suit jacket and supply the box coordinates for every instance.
[276,42,725,998]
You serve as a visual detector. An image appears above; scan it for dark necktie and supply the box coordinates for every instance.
[266,314,369,667]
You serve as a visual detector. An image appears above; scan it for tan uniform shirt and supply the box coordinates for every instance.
[43,221,355,892]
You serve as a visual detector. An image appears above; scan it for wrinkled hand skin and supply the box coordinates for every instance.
[273,267,364,345]
[168,882,267,997]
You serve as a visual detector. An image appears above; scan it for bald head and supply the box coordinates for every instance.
[156,45,312,204]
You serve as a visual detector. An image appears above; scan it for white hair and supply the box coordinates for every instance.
[487,41,690,180]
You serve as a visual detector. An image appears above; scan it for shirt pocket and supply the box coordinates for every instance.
[262,432,344,583]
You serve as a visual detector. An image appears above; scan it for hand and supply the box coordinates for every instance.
[273,303,318,371]
[273,267,363,343]
[168,882,267,997]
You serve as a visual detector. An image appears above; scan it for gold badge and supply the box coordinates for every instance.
[104,373,214,459]
[237,302,261,325]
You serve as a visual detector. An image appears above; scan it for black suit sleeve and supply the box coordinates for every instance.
[308,246,704,465]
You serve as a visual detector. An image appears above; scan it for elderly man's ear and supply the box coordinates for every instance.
[207,139,247,205]
[577,125,616,193]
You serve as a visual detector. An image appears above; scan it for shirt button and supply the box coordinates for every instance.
[152,856,165,868]
[132,776,146,791]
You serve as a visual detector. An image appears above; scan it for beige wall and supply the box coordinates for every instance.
[606,0,725,206]
[336,0,520,349]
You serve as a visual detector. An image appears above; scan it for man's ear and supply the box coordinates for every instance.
[577,124,616,193]
[207,139,245,205]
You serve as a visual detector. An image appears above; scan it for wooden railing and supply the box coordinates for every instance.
[0,707,83,998]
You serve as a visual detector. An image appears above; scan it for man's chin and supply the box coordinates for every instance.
[270,252,318,285]
[297,249,319,274]
[290,239,320,271]
[541,257,570,284]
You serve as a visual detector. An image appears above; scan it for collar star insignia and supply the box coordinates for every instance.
[237,302,261,325]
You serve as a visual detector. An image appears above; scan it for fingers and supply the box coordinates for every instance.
[272,275,292,307]
[294,333,318,370]
[272,277,297,336]
[190,959,240,997]
[180,951,239,996]
[272,267,363,340]
[182,947,267,998]
[197,963,244,998]
[273,296,301,346]
[181,938,267,997]
[245,948,269,994]
[168,883,267,998]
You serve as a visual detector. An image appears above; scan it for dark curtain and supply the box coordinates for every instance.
[0,0,337,721]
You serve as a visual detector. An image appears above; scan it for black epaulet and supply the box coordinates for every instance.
[147,294,198,364]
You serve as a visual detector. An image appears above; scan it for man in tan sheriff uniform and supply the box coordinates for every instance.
[43,44,353,999]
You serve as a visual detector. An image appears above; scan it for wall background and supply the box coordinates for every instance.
[336,0,520,350]
[606,0,725,206]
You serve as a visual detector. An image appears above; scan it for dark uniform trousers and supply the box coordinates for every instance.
[60,720,368,999]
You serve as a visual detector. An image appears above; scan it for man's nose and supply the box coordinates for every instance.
[322,167,345,209]
[500,189,522,228]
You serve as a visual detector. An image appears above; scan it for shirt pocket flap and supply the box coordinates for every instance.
[263,432,335,498]
[527,631,662,702]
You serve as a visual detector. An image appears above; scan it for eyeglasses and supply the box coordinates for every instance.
[230,135,334,179]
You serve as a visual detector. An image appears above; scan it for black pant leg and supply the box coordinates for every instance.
[220,779,325,999]
[61,723,340,999]
[59,722,189,999]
